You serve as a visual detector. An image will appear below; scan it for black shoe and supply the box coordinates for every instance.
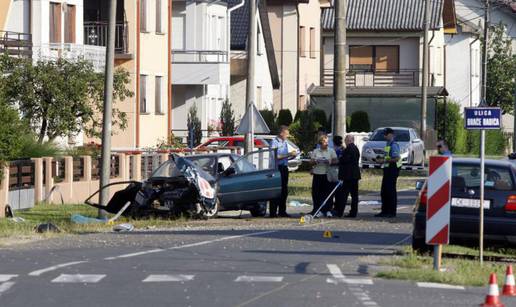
[385,214,396,218]
[345,213,357,218]
[269,214,278,218]
[375,213,387,217]
[278,213,291,218]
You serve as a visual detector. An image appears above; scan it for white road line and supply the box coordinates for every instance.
[142,275,195,282]
[105,230,277,260]
[0,282,15,297]
[51,274,106,283]
[0,275,17,282]
[235,276,284,283]
[326,264,374,285]
[28,261,88,276]
[416,282,465,290]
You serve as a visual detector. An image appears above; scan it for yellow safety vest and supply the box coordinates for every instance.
[384,145,403,168]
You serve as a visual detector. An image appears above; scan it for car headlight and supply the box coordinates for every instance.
[364,148,373,154]
[400,147,409,154]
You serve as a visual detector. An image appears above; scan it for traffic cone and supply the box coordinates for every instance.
[502,265,516,296]
[481,273,504,307]
[299,216,305,225]
[323,230,333,238]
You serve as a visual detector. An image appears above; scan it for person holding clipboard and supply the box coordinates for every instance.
[310,134,338,218]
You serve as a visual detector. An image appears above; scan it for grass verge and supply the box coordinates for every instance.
[377,246,513,287]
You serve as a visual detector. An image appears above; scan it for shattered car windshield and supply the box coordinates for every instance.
[151,160,184,178]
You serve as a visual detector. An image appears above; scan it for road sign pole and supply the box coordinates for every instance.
[433,244,442,271]
[479,129,485,266]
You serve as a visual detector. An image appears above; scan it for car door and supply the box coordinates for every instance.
[217,149,281,207]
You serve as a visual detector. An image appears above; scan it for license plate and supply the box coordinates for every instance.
[451,198,490,209]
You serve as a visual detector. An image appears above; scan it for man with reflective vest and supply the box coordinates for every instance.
[375,128,402,218]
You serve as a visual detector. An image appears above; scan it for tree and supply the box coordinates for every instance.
[486,23,516,114]
[0,101,28,165]
[436,100,466,154]
[219,100,235,136]
[349,111,371,132]
[311,109,328,132]
[187,105,202,147]
[259,110,278,135]
[0,55,133,143]
[277,109,293,127]
[289,110,317,154]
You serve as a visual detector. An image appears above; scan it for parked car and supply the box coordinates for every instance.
[361,127,425,166]
[198,135,302,171]
[412,158,516,252]
[86,150,281,219]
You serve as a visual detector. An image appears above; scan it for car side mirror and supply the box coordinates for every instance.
[415,180,425,191]
[224,167,236,176]
[412,139,421,144]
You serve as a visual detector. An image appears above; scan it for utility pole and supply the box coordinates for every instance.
[334,0,346,136]
[421,0,430,145]
[244,0,257,154]
[481,0,489,103]
[98,0,117,218]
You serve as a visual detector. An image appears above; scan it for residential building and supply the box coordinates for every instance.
[171,0,230,139]
[230,0,279,120]
[84,0,172,149]
[311,0,456,143]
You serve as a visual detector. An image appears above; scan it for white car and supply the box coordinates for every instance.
[361,127,425,166]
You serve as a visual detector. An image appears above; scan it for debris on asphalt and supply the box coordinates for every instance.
[289,200,310,207]
[71,214,108,224]
[34,223,61,233]
[113,223,134,232]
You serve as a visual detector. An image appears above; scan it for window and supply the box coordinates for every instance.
[64,5,76,43]
[49,2,62,43]
[452,164,514,191]
[257,25,263,55]
[140,75,148,113]
[309,27,316,58]
[299,26,306,57]
[256,86,262,109]
[349,45,399,72]
[156,0,163,33]
[140,0,148,32]
[155,76,163,114]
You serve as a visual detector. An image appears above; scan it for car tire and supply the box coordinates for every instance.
[203,199,219,219]
[250,202,267,217]
[411,236,432,254]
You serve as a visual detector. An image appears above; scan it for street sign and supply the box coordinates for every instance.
[464,107,501,130]
[236,104,270,135]
[426,156,452,245]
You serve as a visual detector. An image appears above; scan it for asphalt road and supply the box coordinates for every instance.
[1,191,514,307]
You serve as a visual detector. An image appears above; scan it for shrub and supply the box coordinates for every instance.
[17,135,61,158]
[220,100,235,136]
[349,111,371,132]
[311,109,328,132]
[187,105,202,147]
[465,129,508,156]
[0,102,28,164]
[436,100,467,154]
[277,109,293,127]
[259,110,278,134]
[290,110,317,154]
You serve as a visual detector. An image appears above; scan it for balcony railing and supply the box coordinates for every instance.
[322,69,435,87]
[172,50,228,63]
[0,31,32,58]
[84,21,129,54]
[32,43,106,72]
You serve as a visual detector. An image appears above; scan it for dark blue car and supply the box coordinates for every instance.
[412,158,516,251]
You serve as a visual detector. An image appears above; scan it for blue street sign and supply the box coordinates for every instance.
[464,107,501,130]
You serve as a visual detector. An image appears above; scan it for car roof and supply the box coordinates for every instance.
[182,153,233,158]
[452,157,515,168]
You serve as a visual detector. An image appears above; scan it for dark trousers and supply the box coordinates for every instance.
[380,166,399,216]
[311,174,332,214]
[270,165,289,216]
[335,179,359,217]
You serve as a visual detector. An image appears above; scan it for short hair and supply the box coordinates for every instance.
[278,125,289,134]
[333,135,343,146]
[318,134,329,145]
[345,134,355,143]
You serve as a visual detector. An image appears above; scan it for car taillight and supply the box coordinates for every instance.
[419,188,428,208]
[504,195,516,212]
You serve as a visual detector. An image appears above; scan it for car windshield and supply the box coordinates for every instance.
[183,156,217,176]
[151,159,184,178]
[452,164,515,191]
[371,129,411,142]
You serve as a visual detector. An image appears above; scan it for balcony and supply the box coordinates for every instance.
[83,22,130,59]
[32,43,106,72]
[0,31,32,58]
[322,69,435,87]
[172,50,229,85]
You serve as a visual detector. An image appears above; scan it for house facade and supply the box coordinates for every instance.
[311,0,456,144]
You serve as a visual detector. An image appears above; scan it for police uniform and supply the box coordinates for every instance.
[379,139,402,217]
[270,137,290,217]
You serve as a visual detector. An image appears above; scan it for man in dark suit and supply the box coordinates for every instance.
[335,135,361,217]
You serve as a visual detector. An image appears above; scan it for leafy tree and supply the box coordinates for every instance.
[486,23,516,114]
[276,109,293,127]
[0,101,28,165]
[220,100,235,136]
[349,111,371,132]
[187,105,202,147]
[289,110,317,154]
[311,109,328,132]
[259,110,278,135]
[436,100,467,153]
[0,54,133,143]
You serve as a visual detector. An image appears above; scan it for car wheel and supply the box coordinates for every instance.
[203,199,219,219]
[411,236,432,254]
[250,202,267,217]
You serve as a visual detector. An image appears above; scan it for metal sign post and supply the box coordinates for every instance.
[464,107,501,265]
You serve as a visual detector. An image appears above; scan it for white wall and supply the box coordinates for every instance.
[4,0,30,33]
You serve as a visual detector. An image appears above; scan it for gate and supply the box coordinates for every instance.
[8,159,35,210]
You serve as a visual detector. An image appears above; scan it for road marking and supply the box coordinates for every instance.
[0,282,15,297]
[416,282,465,290]
[51,274,106,283]
[143,275,195,282]
[0,275,17,282]
[28,261,88,276]
[105,230,276,260]
[326,264,374,285]
[349,287,379,307]
[235,276,284,283]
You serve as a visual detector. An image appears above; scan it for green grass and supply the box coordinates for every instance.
[288,170,422,200]
[377,247,512,287]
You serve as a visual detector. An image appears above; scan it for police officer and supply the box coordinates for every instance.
[376,128,402,218]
